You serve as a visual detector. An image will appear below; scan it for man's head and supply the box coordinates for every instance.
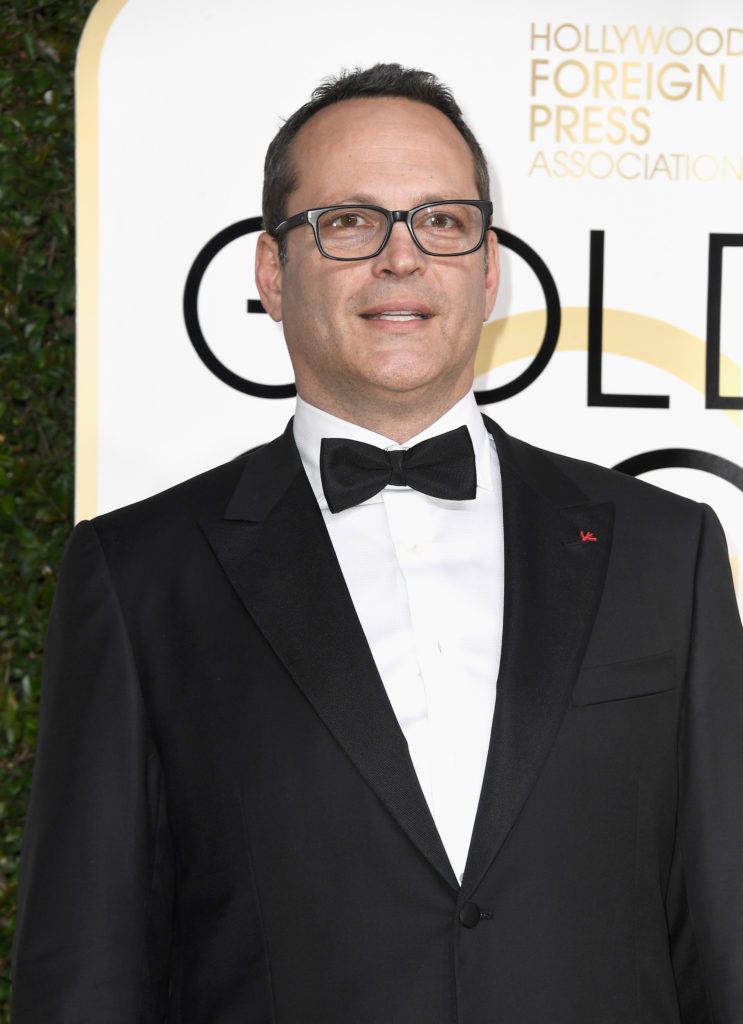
[261,64,491,252]
[255,64,499,432]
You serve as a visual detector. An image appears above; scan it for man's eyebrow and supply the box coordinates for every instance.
[319,192,472,207]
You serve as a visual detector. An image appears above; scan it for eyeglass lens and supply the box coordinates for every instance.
[316,203,484,257]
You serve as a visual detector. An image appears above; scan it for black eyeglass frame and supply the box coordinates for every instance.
[272,200,493,261]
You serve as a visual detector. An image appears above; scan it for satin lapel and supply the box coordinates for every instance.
[461,417,615,896]
[200,419,459,892]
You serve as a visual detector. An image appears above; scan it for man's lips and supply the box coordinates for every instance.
[359,302,434,321]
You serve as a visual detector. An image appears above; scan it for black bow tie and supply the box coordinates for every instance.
[319,425,477,514]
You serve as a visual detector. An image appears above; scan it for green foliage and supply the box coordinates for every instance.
[0,1,97,1016]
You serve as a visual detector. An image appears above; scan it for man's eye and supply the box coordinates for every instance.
[425,213,457,229]
[330,213,364,228]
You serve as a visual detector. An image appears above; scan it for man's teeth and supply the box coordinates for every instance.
[366,311,429,320]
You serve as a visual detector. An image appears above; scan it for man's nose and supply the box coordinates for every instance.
[371,220,426,277]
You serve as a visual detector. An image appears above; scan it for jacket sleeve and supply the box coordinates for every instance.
[667,503,743,1023]
[10,519,175,1022]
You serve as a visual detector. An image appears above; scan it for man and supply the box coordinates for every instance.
[11,63,743,1023]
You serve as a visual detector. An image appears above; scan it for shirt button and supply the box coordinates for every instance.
[458,902,481,928]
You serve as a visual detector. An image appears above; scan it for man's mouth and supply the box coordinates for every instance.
[361,310,433,321]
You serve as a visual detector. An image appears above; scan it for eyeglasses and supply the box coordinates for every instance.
[273,200,493,261]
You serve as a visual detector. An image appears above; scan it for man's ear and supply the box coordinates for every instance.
[483,229,500,322]
[255,232,284,322]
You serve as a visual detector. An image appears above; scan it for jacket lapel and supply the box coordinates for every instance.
[460,415,614,895]
[200,419,459,891]
[201,413,614,897]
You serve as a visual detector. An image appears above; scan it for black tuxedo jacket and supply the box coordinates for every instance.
[11,415,743,1023]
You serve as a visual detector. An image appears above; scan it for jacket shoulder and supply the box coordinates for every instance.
[507,431,703,523]
[85,441,270,547]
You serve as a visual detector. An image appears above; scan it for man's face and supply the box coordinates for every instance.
[255,96,499,416]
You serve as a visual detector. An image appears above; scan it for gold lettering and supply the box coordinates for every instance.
[728,28,743,57]
[600,25,618,54]
[528,150,551,176]
[617,152,641,179]
[606,107,627,145]
[692,154,717,181]
[593,61,618,98]
[648,153,672,180]
[584,24,602,54]
[529,105,552,141]
[530,23,551,51]
[613,25,635,54]
[531,59,551,97]
[587,152,613,179]
[645,62,654,100]
[571,150,587,177]
[628,25,666,55]
[721,156,743,182]
[525,148,742,184]
[666,27,693,55]
[554,60,589,98]
[668,154,689,178]
[553,23,581,52]
[620,60,642,99]
[657,63,692,100]
[583,105,604,143]
[529,25,743,59]
[630,108,651,145]
[529,58,725,103]
[555,105,580,143]
[697,27,724,56]
[553,151,570,178]
[697,64,725,101]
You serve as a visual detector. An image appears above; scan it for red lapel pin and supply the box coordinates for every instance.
[580,530,598,543]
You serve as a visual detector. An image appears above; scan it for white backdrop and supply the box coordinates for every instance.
[76,0,743,609]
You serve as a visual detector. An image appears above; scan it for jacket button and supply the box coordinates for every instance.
[458,901,481,928]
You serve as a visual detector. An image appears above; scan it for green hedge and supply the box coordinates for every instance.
[0,1,97,1016]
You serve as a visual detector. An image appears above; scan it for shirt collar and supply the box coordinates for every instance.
[293,389,494,509]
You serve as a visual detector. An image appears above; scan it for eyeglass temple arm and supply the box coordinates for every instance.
[273,210,309,235]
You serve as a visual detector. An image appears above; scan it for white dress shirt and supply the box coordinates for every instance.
[293,390,504,883]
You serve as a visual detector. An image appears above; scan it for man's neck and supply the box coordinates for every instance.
[296,383,474,445]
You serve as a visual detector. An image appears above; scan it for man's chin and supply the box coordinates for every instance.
[355,366,452,399]
[358,338,442,375]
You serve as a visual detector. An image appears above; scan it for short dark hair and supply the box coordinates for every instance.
[261,63,490,251]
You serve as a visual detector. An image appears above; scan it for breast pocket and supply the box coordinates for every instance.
[571,649,677,706]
